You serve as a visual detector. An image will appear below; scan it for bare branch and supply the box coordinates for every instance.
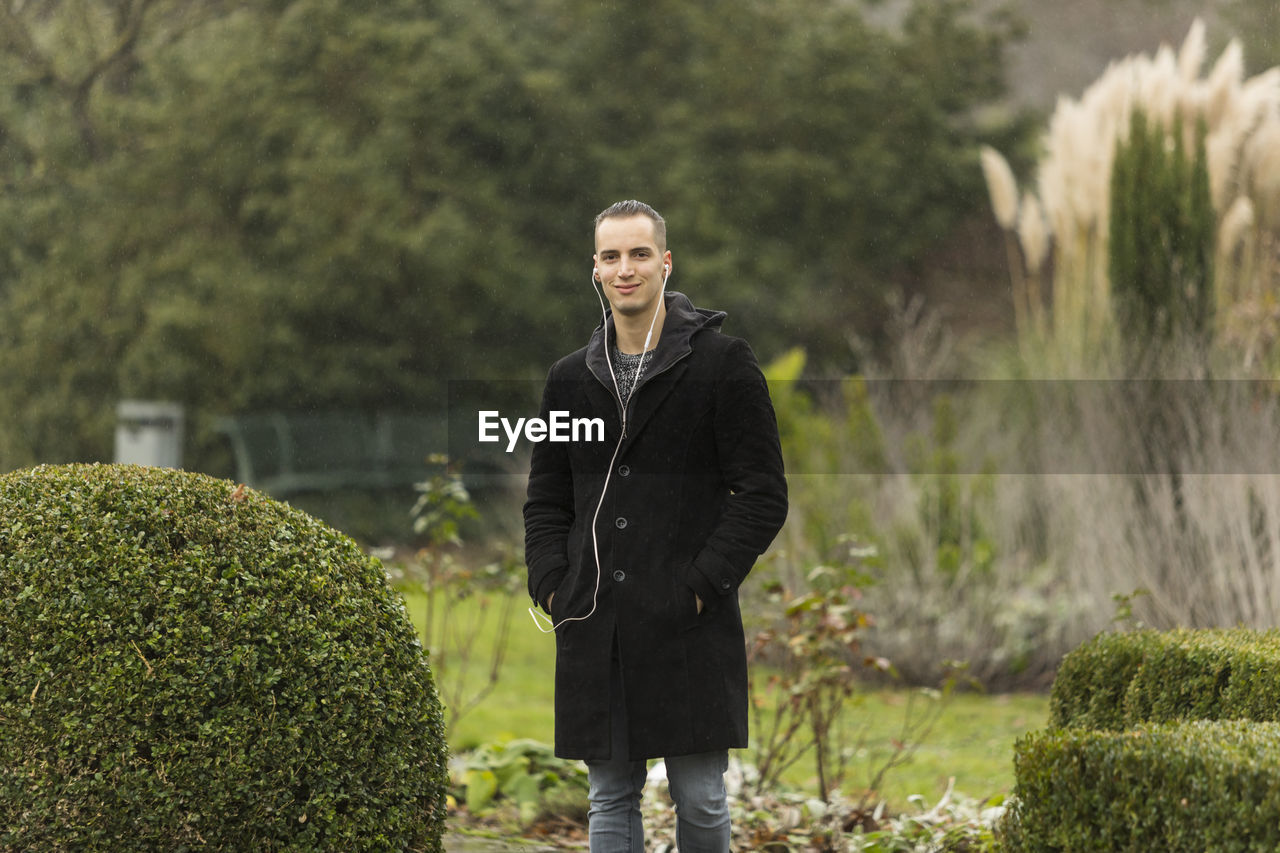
[74,0,156,93]
[2,0,248,160]
[0,2,64,84]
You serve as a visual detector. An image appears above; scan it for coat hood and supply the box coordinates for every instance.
[584,291,726,392]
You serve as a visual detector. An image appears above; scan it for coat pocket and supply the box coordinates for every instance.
[672,575,703,631]
[549,587,571,640]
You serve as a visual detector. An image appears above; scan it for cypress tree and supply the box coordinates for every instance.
[1109,109,1215,347]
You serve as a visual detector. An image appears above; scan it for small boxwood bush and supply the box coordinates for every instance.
[0,464,447,851]
[1050,628,1280,731]
[1000,721,1280,852]
[1048,629,1165,730]
[1124,629,1280,726]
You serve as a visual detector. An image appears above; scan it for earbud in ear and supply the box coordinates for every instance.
[593,267,600,280]
[664,264,670,274]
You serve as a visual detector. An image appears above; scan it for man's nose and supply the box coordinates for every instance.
[617,257,634,276]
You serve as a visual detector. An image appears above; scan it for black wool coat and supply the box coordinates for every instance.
[523,292,788,761]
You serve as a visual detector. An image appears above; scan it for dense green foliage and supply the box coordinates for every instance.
[0,464,447,851]
[1049,628,1280,731]
[1108,109,1215,346]
[1001,721,1280,852]
[0,0,1023,472]
[1047,629,1165,731]
[1123,629,1280,726]
[455,739,589,826]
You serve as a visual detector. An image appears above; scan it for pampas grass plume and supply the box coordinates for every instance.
[1010,16,1280,364]
[1218,195,1255,256]
[1178,18,1206,83]
[1245,117,1280,226]
[1205,39,1244,127]
[1018,192,1050,275]
[981,146,1019,229]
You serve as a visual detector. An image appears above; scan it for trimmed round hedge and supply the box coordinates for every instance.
[0,464,447,851]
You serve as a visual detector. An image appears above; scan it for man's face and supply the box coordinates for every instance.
[593,215,671,320]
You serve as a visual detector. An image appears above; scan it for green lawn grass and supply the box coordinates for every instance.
[398,586,1047,810]
[399,586,557,749]
[815,689,1046,807]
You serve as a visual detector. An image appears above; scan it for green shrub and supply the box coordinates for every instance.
[1050,629,1280,731]
[455,739,588,826]
[1123,629,1280,726]
[1000,721,1280,852]
[1048,629,1164,730]
[0,464,448,851]
[1109,108,1214,346]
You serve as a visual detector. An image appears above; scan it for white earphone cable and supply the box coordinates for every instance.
[528,264,670,633]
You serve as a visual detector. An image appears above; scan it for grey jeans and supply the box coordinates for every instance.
[585,663,731,852]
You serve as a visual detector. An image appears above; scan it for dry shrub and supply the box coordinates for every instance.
[774,306,1280,689]
[1023,369,1280,631]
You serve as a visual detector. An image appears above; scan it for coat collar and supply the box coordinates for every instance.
[584,291,725,393]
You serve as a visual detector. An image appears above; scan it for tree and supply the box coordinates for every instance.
[1109,108,1214,348]
[0,0,1025,473]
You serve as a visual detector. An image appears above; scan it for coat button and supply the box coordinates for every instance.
[618,464,631,477]
[615,517,628,529]
[613,570,626,582]
[720,579,732,590]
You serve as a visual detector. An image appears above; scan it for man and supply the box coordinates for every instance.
[523,200,788,852]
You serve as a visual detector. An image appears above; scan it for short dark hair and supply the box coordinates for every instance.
[594,200,667,250]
